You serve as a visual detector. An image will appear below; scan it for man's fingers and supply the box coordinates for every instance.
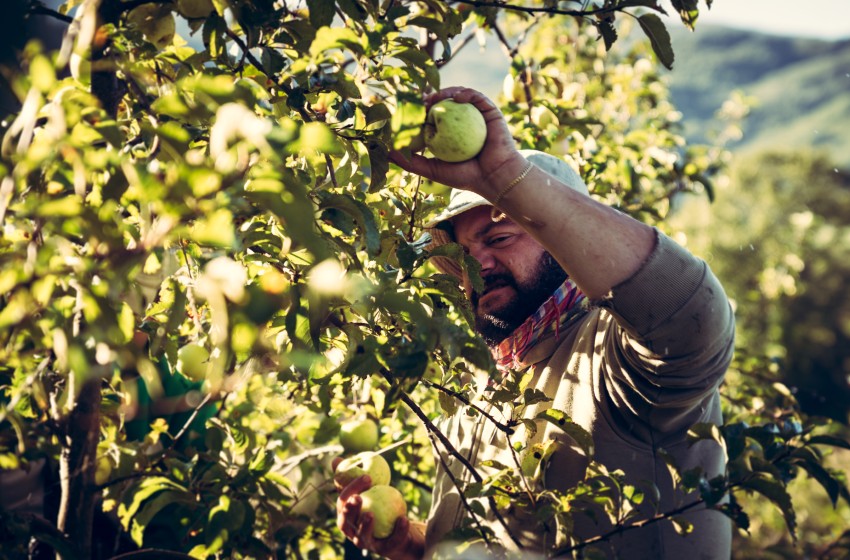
[338,494,362,537]
[379,515,410,550]
[338,474,371,501]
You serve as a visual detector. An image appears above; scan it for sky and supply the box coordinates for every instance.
[666,0,850,39]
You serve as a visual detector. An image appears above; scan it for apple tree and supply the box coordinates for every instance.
[1,0,848,558]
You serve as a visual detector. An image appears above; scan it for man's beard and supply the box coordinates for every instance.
[472,251,568,347]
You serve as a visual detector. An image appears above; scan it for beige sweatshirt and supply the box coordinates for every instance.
[425,231,735,559]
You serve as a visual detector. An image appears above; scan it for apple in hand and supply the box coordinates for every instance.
[359,485,407,539]
[333,452,391,488]
[423,99,487,163]
[176,342,210,381]
[339,418,379,453]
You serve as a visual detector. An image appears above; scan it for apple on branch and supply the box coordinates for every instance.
[176,342,210,381]
[423,99,487,163]
[339,418,379,453]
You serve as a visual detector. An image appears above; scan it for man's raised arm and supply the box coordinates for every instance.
[389,86,656,300]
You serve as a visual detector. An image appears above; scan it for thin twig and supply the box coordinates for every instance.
[426,428,494,548]
[453,0,613,18]
[406,174,422,242]
[29,3,73,23]
[422,380,516,435]
[399,392,524,550]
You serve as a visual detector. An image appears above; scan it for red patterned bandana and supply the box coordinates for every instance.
[492,279,586,371]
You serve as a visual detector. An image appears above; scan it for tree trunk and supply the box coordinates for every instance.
[56,377,101,560]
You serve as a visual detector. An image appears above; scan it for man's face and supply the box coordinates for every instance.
[452,206,568,346]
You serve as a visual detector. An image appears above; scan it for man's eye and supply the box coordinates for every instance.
[488,235,512,246]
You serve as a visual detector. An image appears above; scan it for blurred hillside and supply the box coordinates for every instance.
[442,24,850,167]
[668,25,850,167]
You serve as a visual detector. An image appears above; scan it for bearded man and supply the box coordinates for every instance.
[334,87,735,560]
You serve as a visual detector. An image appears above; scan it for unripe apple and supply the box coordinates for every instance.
[423,99,487,163]
[176,342,210,381]
[127,4,176,49]
[69,52,113,85]
[530,105,559,129]
[339,418,379,453]
[69,52,91,84]
[176,0,215,19]
[359,485,407,539]
[94,456,112,486]
[502,73,525,103]
[334,452,391,488]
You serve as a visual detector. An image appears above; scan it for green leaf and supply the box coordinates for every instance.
[670,515,693,535]
[317,193,381,256]
[130,490,192,546]
[596,18,617,52]
[118,477,188,533]
[794,456,850,508]
[638,13,674,70]
[306,0,335,28]
[310,27,366,57]
[670,0,699,29]
[366,140,389,192]
[189,208,236,248]
[808,434,850,451]
[687,422,724,447]
[742,475,796,540]
[391,93,426,151]
[536,409,594,456]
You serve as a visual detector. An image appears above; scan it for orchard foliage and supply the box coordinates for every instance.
[0,0,848,559]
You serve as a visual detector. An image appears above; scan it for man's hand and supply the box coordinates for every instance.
[389,87,528,197]
[333,457,426,560]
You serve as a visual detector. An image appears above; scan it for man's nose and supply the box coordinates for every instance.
[468,246,496,273]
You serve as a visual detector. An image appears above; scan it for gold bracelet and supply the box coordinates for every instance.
[493,161,534,206]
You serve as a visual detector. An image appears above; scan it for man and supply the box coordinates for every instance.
[335,87,735,559]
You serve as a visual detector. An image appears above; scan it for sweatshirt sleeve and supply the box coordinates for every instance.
[592,229,735,414]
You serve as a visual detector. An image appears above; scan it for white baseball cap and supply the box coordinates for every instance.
[425,149,588,277]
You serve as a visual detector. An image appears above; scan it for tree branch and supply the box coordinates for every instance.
[452,0,613,18]
[422,379,517,435]
[28,2,73,24]
[399,392,524,550]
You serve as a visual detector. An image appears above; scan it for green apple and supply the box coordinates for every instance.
[94,456,112,486]
[339,418,379,453]
[359,485,407,539]
[502,73,525,103]
[176,0,215,19]
[334,452,391,488]
[530,105,559,129]
[423,99,487,163]
[69,52,90,84]
[176,342,210,381]
[127,4,176,49]
[69,52,113,85]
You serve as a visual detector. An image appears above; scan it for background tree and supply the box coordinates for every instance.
[1,1,848,559]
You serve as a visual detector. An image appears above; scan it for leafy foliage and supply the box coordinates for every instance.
[0,1,847,559]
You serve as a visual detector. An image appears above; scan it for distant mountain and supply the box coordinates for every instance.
[442,25,850,168]
[667,26,850,166]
